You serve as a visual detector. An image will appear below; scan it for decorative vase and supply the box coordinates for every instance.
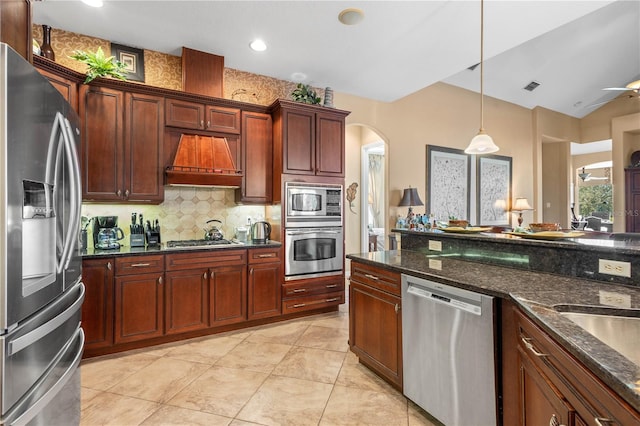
[323,87,334,108]
[40,25,55,61]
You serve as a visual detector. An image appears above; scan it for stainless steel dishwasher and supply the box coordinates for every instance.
[402,274,497,426]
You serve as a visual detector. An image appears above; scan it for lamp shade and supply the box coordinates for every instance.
[465,130,499,154]
[399,187,424,207]
[512,197,533,211]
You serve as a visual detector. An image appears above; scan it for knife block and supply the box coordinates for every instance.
[130,234,145,247]
[145,230,161,246]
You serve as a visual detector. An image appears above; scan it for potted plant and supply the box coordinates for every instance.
[291,83,321,105]
[69,47,127,84]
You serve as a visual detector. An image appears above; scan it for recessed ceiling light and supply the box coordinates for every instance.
[249,39,267,52]
[291,72,307,82]
[338,8,364,25]
[82,0,103,7]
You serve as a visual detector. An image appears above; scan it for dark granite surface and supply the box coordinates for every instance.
[82,240,281,259]
[346,249,640,412]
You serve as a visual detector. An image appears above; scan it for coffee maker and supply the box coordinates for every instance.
[93,215,125,250]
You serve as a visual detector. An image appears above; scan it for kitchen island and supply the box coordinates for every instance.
[347,234,640,424]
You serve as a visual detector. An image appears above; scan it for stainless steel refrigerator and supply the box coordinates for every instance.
[0,43,84,425]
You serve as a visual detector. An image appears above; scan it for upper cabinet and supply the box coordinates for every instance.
[165,98,241,134]
[236,111,273,204]
[0,0,31,62]
[34,56,83,112]
[270,99,350,200]
[80,84,164,203]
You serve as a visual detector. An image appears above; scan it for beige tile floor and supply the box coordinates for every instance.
[80,305,439,426]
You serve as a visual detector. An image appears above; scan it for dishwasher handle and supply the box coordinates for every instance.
[406,282,482,315]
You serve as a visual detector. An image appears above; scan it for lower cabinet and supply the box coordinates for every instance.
[165,267,209,334]
[81,257,114,350]
[248,247,282,320]
[512,307,640,426]
[348,261,402,390]
[282,274,345,314]
[210,264,247,326]
[114,255,165,344]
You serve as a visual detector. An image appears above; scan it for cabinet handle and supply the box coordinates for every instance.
[257,253,275,258]
[293,288,307,293]
[116,189,122,197]
[203,272,208,280]
[394,303,400,314]
[106,262,112,270]
[206,121,211,129]
[325,297,339,303]
[130,263,151,267]
[521,336,548,357]
[364,273,379,280]
[158,276,163,284]
[594,418,614,426]
[200,120,205,128]
[124,189,129,197]
[326,284,338,288]
[293,303,306,308]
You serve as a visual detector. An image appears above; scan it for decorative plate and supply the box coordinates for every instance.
[505,231,584,240]
[441,227,493,234]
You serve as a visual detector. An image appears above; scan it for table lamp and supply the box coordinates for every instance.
[399,187,424,226]
[511,198,533,227]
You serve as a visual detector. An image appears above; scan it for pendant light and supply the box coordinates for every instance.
[465,0,499,155]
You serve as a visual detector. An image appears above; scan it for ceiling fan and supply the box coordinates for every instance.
[584,79,640,109]
[578,167,609,182]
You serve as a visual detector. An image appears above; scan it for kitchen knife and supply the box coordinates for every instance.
[139,214,143,233]
[131,213,137,233]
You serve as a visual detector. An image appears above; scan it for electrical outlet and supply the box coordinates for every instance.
[429,259,442,270]
[428,240,442,252]
[598,259,631,278]
[598,290,631,308]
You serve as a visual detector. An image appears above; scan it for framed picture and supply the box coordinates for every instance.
[477,154,512,226]
[426,145,471,222]
[110,43,145,82]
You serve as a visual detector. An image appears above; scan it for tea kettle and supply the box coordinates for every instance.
[204,219,224,241]
[251,221,271,244]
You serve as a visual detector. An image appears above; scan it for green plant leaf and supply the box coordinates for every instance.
[69,47,128,84]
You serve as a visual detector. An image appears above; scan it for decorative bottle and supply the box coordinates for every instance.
[40,25,55,61]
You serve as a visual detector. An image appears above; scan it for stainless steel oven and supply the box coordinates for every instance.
[284,227,343,280]
[285,182,342,227]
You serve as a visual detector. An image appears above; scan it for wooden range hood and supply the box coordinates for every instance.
[165,134,242,187]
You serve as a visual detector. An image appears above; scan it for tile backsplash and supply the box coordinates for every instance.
[82,187,279,244]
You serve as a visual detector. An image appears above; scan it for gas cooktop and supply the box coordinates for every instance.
[166,239,233,248]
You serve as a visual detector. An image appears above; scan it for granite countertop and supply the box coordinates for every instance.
[82,240,282,258]
[347,249,640,412]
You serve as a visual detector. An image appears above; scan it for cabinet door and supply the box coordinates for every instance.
[0,1,31,62]
[210,265,247,326]
[625,169,640,232]
[349,280,402,389]
[518,348,575,426]
[206,105,241,134]
[165,98,205,129]
[315,111,345,177]
[37,67,78,112]
[115,273,164,344]
[248,262,281,320]
[124,92,164,202]
[80,85,124,201]
[81,258,114,350]
[237,111,273,203]
[283,109,315,175]
[165,269,208,334]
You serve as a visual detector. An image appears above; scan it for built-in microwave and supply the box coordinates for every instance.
[285,182,342,227]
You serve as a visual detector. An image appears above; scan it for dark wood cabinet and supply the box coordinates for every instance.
[80,85,164,203]
[625,168,640,232]
[236,111,273,204]
[36,66,79,112]
[0,0,31,62]
[348,261,402,390]
[165,268,209,334]
[210,264,247,326]
[165,98,240,134]
[114,255,165,344]
[81,258,114,350]
[248,247,281,320]
[514,308,640,426]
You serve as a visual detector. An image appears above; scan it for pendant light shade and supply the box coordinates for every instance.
[465,0,499,155]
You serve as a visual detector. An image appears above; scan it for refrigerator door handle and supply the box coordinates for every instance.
[9,329,84,426]
[60,116,82,271]
[8,283,85,356]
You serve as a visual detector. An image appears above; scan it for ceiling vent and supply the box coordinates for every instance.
[523,81,541,91]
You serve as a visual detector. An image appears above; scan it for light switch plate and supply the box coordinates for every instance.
[428,240,442,252]
[598,259,631,278]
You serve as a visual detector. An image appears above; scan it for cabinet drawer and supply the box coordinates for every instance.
[115,255,164,276]
[283,276,344,298]
[166,249,246,271]
[350,262,401,296]
[248,247,281,264]
[282,291,344,314]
